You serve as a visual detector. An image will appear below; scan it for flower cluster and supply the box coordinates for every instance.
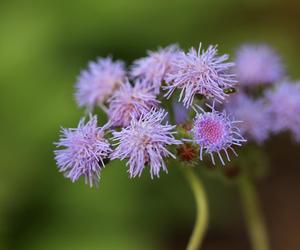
[55,42,252,187]
[224,43,300,145]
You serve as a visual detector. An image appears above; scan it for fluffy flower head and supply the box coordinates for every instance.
[164,44,236,107]
[107,80,159,127]
[75,57,126,110]
[111,109,182,178]
[235,44,284,86]
[54,115,111,187]
[130,45,180,93]
[225,93,271,144]
[265,81,300,141]
[191,103,246,165]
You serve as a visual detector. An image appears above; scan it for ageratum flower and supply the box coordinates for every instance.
[75,57,126,110]
[235,44,284,86]
[111,109,182,178]
[164,44,236,107]
[225,93,271,144]
[265,81,300,141]
[107,80,159,127]
[190,103,246,165]
[54,115,112,187]
[130,44,180,93]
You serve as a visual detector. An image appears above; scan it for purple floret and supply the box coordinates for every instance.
[75,57,126,110]
[111,109,182,178]
[164,44,237,107]
[130,44,180,93]
[107,80,159,127]
[189,103,246,165]
[54,115,112,187]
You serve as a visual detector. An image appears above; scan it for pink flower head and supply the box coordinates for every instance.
[164,44,236,107]
[111,109,182,178]
[190,103,246,165]
[75,57,126,110]
[130,44,180,93]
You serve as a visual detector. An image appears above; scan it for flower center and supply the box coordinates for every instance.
[197,118,225,145]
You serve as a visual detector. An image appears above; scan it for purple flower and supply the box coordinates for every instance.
[164,44,236,107]
[111,109,182,178]
[130,45,180,93]
[235,44,284,86]
[75,57,126,110]
[107,80,159,127]
[265,81,300,141]
[225,93,271,144]
[54,115,112,187]
[190,103,246,165]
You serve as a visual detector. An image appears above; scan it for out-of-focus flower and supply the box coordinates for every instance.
[189,103,246,165]
[265,81,300,141]
[54,115,111,187]
[130,45,180,93]
[111,109,182,178]
[235,44,284,86]
[173,101,189,125]
[107,80,159,127]
[225,93,271,144]
[75,57,126,110]
[164,44,236,107]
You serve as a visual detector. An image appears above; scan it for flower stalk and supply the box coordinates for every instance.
[183,167,208,250]
[239,175,269,250]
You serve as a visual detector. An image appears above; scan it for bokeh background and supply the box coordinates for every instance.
[1,0,300,249]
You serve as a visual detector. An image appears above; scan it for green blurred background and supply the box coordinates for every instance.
[1,0,300,249]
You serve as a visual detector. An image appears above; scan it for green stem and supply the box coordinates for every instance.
[239,176,269,250]
[183,167,209,250]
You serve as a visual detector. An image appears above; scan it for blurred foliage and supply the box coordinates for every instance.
[0,0,300,249]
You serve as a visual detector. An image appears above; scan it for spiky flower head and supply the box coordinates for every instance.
[265,81,300,141]
[190,103,246,165]
[130,44,180,93]
[235,44,284,86]
[225,93,271,144]
[111,109,182,178]
[164,44,237,107]
[107,80,159,127]
[75,57,126,110]
[54,115,112,187]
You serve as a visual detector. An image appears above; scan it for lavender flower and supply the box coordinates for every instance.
[130,45,180,93]
[164,44,236,107]
[111,109,182,178]
[54,115,111,187]
[265,81,300,141]
[190,103,246,165]
[225,93,271,144]
[75,57,126,110]
[107,80,159,127]
[235,44,284,86]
